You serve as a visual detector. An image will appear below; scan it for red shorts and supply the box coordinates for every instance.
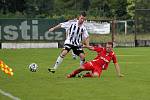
[82,61,102,77]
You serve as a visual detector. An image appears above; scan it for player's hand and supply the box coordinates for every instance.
[82,45,91,48]
[48,28,54,32]
[82,45,87,48]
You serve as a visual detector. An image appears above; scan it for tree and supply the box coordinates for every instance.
[114,0,128,19]
[127,0,135,19]
[0,0,26,14]
[25,0,54,17]
[82,0,90,11]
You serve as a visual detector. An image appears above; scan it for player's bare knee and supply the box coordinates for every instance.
[93,72,100,77]
[60,53,66,58]
[79,53,85,59]
[80,65,85,70]
[60,50,68,58]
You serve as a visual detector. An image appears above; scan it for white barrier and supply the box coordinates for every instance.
[84,21,110,34]
[2,42,58,49]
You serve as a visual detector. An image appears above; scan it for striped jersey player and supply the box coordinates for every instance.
[62,19,89,47]
[48,12,89,73]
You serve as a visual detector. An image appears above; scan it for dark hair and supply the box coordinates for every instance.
[80,11,87,17]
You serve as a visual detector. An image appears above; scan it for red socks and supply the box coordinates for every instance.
[83,73,93,77]
[71,69,81,76]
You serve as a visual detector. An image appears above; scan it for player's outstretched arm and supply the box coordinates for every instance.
[82,37,90,47]
[48,24,61,32]
[114,63,124,77]
[84,37,90,47]
[82,45,94,51]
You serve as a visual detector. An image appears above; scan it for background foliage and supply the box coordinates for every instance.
[0,0,139,19]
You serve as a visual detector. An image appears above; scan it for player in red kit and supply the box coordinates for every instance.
[67,42,124,78]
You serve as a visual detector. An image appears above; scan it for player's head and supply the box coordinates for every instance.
[106,42,113,52]
[78,11,86,25]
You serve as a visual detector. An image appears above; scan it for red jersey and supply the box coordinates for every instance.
[91,46,117,70]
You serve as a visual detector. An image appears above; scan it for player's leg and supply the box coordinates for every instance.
[54,49,69,69]
[92,66,102,78]
[67,67,84,78]
[71,50,77,60]
[81,71,100,78]
[73,47,85,65]
[82,65,102,78]
[82,72,93,77]
[67,61,93,78]
[79,53,86,65]
[48,45,71,73]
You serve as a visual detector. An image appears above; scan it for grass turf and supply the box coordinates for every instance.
[0,47,150,100]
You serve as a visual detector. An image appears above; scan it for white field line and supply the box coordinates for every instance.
[117,55,144,56]
[119,62,140,64]
[0,89,21,100]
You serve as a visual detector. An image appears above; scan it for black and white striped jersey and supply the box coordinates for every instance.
[60,20,89,46]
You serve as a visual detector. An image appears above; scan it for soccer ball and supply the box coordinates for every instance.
[29,63,38,72]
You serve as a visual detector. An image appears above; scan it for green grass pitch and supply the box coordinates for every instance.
[0,47,150,100]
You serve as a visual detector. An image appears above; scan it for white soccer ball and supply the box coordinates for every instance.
[29,63,38,72]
